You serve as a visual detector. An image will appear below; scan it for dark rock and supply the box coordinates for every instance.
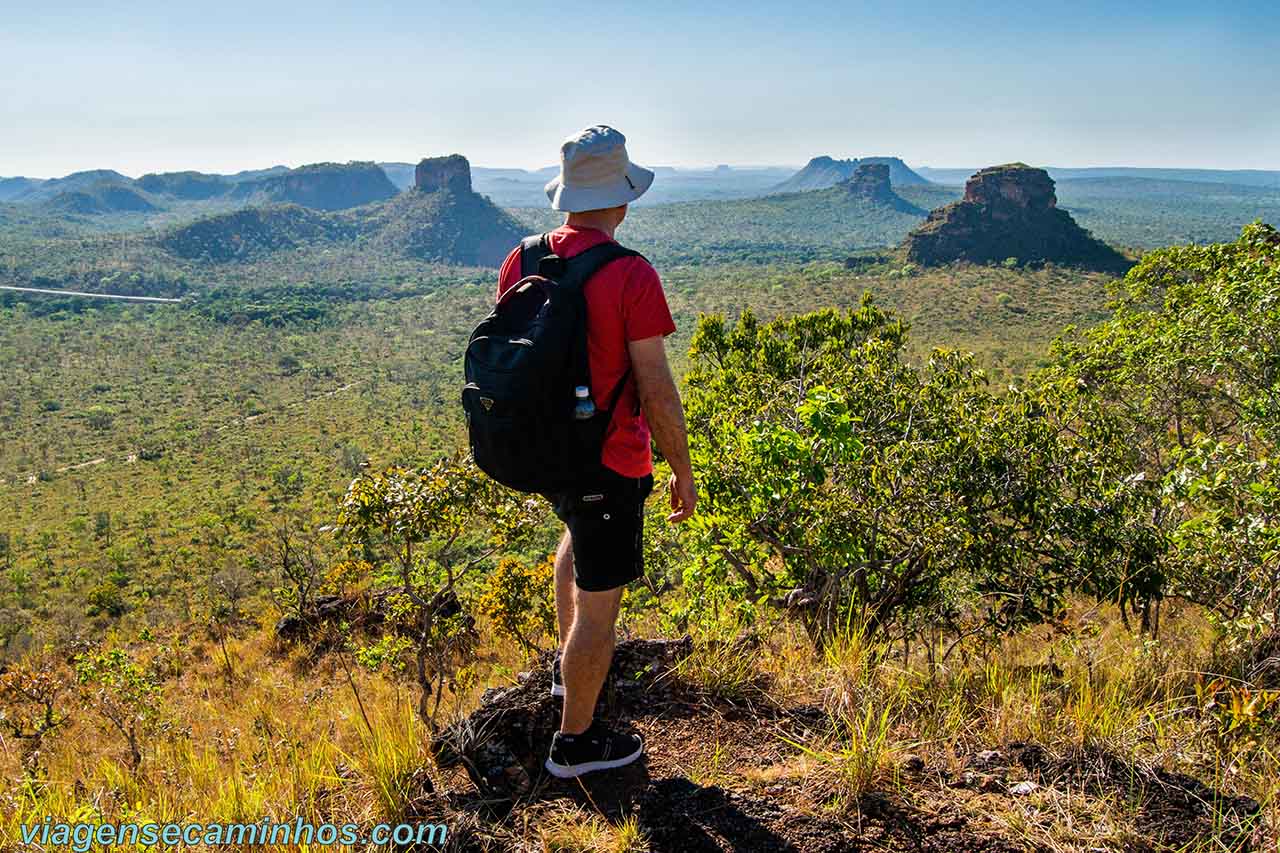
[353,180,524,266]
[966,165,1057,213]
[903,163,1131,272]
[415,155,472,194]
[840,163,895,203]
[833,163,923,213]
[272,590,409,642]
[1007,741,1048,769]
[972,749,1004,768]
[432,637,692,798]
[274,594,364,642]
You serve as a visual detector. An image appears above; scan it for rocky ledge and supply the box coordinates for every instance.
[903,163,1130,271]
[415,154,473,194]
[837,162,922,213]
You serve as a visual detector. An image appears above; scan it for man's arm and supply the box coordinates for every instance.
[628,335,697,522]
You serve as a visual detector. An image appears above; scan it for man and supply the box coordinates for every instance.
[495,126,697,778]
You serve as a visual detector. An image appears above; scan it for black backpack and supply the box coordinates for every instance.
[463,233,642,493]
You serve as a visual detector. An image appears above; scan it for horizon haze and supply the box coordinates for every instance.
[3,0,1278,178]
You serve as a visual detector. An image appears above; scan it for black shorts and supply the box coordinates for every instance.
[546,466,655,592]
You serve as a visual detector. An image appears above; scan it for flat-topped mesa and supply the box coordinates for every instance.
[963,163,1056,217]
[903,163,1131,272]
[840,162,895,203]
[773,155,929,193]
[415,155,472,193]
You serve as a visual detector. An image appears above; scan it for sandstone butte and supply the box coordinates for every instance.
[903,163,1130,272]
[415,154,473,194]
[838,162,922,213]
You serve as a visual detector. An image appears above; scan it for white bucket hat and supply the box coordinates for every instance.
[544,125,654,212]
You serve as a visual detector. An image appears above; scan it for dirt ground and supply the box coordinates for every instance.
[418,639,1266,852]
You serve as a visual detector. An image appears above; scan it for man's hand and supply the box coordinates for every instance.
[667,470,697,523]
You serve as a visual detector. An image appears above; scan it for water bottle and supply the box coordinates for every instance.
[573,386,596,420]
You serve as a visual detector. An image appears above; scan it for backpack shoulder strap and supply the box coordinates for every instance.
[519,233,552,279]
[559,241,647,422]
[558,241,644,291]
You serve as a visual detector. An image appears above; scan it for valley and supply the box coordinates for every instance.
[2,150,1279,852]
[3,153,1276,627]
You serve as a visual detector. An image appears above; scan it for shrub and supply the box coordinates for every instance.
[1046,222,1280,634]
[333,455,541,722]
[0,657,69,776]
[86,581,126,617]
[74,647,162,769]
[83,405,114,431]
[683,298,1158,646]
[476,555,556,653]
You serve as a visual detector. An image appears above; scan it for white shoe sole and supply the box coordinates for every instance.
[551,683,565,697]
[544,742,643,779]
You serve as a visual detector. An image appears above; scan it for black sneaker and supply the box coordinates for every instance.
[551,652,565,698]
[545,722,644,779]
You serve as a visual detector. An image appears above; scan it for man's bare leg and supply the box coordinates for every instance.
[553,529,575,650]
[560,585,623,734]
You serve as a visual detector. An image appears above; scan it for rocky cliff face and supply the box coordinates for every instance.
[840,163,894,203]
[415,155,472,193]
[964,164,1056,214]
[162,152,523,267]
[833,163,923,214]
[903,163,1129,271]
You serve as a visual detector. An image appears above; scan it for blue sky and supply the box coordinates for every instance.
[2,0,1277,177]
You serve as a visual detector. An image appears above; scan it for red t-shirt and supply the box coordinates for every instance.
[496,225,676,478]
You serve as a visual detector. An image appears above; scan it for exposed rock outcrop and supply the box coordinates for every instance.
[160,154,524,267]
[355,183,525,266]
[835,163,924,213]
[903,163,1130,271]
[432,638,695,797]
[840,163,895,203]
[415,154,472,193]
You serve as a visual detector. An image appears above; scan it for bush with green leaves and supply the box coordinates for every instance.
[476,555,556,653]
[682,297,1159,645]
[85,581,127,617]
[333,455,542,722]
[74,647,162,770]
[1046,222,1280,636]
